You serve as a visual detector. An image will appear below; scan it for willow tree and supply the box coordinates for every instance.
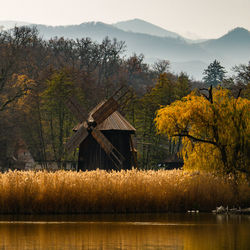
[155,88,249,178]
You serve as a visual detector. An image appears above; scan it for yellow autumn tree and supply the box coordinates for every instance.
[155,87,250,178]
[0,74,34,112]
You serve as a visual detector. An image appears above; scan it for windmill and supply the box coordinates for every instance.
[64,86,136,171]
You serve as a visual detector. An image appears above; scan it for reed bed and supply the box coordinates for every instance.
[0,169,249,214]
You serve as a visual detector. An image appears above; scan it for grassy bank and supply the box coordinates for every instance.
[0,170,249,214]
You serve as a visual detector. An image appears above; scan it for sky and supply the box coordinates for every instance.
[1,0,250,39]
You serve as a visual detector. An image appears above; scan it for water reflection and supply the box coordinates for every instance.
[0,214,249,249]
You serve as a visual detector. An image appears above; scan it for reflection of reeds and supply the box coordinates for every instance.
[0,169,249,214]
[0,217,249,250]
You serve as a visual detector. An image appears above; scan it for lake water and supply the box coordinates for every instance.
[0,213,249,249]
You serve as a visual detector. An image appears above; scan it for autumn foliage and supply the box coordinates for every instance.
[155,88,250,177]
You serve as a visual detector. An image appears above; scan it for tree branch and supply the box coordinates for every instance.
[199,85,213,103]
[236,88,242,99]
[0,89,29,111]
[172,133,217,146]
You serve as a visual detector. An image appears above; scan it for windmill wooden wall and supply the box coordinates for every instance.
[78,131,133,171]
[76,109,136,171]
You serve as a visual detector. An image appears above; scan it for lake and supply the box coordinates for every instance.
[0,213,249,249]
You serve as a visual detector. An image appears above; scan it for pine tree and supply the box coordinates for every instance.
[203,60,226,87]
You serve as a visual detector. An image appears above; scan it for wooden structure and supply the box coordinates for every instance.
[64,86,137,171]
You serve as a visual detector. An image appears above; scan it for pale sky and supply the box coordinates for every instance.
[1,0,249,38]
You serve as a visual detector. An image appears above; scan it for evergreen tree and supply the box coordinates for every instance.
[175,72,191,99]
[203,60,226,87]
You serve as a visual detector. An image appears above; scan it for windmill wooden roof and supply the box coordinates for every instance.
[74,101,136,133]
[96,110,135,132]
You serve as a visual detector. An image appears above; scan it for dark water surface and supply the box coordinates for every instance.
[0,213,249,249]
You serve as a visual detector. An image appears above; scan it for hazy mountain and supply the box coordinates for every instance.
[113,18,181,39]
[1,20,249,80]
[113,19,208,44]
[198,27,250,66]
[29,22,210,62]
[172,60,209,80]
[33,22,212,67]
[35,22,123,41]
[0,20,32,30]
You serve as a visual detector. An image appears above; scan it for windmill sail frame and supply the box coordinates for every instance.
[63,85,135,170]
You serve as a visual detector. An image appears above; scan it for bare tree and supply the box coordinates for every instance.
[152,59,170,75]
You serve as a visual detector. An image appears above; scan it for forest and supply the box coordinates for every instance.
[0,26,249,173]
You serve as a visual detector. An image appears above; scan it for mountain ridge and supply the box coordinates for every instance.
[113,18,182,39]
[0,19,249,80]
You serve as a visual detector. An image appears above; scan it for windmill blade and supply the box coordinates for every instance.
[92,97,119,125]
[65,124,89,152]
[65,96,87,123]
[112,85,133,106]
[91,85,132,125]
[91,128,125,170]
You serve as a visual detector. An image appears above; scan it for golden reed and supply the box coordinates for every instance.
[0,169,249,214]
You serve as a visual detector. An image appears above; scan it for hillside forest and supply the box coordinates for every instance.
[0,26,249,172]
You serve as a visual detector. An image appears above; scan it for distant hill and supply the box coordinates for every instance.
[28,22,209,61]
[199,27,250,66]
[1,20,249,80]
[113,19,181,39]
[202,27,250,48]
[113,19,206,44]
[0,20,31,30]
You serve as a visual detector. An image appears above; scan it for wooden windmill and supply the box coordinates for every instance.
[64,86,136,171]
